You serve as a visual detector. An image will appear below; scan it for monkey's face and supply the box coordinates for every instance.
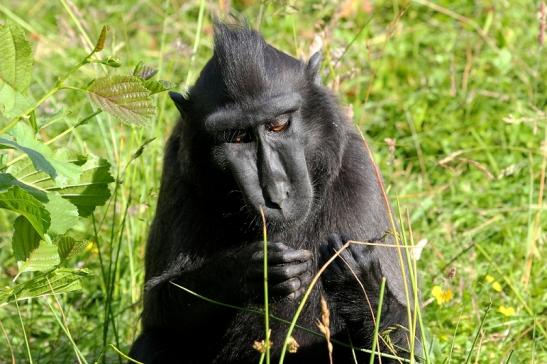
[205,92,314,226]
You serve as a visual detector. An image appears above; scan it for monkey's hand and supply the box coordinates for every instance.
[239,242,313,301]
[319,234,421,361]
[319,233,382,296]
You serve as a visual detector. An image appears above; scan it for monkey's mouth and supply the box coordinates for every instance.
[247,195,313,228]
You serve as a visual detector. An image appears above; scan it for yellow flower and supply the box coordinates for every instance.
[85,241,99,255]
[485,275,503,292]
[431,285,453,305]
[492,281,502,292]
[498,306,515,317]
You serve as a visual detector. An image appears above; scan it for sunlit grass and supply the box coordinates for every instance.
[0,0,545,363]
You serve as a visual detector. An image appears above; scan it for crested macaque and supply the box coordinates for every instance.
[129,22,421,364]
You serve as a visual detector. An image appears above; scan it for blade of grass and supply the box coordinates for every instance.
[14,298,33,364]
[184,0,206,89]
[0,318,15,364]
[369,277,387,364]
[45,300,86,364]
[259,207,271,364]
[110,344,143,364]
[463,302,491,364]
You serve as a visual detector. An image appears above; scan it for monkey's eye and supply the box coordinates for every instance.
[265,116,290,133]
[225,129,252,143]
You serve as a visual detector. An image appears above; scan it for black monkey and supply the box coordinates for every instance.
[129,22,420,363]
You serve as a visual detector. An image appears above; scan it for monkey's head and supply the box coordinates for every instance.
[170,22,347,228]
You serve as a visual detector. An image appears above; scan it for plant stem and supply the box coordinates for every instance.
[184,0,206,89]
[368,278,386,364]
[260,208,270,364]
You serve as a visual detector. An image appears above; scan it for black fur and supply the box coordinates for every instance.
[130,22,421,363]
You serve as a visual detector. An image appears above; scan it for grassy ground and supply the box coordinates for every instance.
[0,0,545,363]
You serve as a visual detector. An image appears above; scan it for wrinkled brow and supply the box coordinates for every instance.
[204,92,302,131]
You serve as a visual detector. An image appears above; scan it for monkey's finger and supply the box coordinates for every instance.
[268,242,289,251]
[287,286,307,300]
[319,244,343,275]
[267,261,310,280]
[327,234,344,248]
[298,269,313,286]
[253,249,312,264]
[349,244,374,268]
[329,234,359,267]
[271,278,301,296]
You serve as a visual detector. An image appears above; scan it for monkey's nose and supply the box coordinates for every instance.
[264,182,289,210]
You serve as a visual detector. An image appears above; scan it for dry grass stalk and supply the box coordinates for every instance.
[316,295,333,364]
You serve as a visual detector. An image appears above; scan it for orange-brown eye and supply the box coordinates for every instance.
[266,116,290,133]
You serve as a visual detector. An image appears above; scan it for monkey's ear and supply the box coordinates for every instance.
[169,91,190,116]
[306,51,322,85]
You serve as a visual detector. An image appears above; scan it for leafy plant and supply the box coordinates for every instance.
[0,22,171,305]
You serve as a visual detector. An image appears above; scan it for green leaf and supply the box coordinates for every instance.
[143,79,175,95]
[29,110,38,133]
[12,215,40,261]
[88,75,155,125]
[57,235,88,261]
[0,82,33,120]
[0,186,50,236]
[1,123,81,186]
[133,62,158,80]
[93,25,109,53]
[8,155,114,217]
[98,56,121,68]
[0,172,47,201]
[19,240,60,272]
[0,23,33,92]
[52,156,114,217]
[44,192,79,236]
[0,268,89,304]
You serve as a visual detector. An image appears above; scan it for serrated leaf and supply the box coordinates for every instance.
[0,23,32,92]
[8,155,114,217]
[19,240,60,272]
[0,172,47,201]
[88,75,155,125]
[57,236,88,260]
[52,156,114,217]
[12,215,40,261]
[0,268,89,304]
[0,82,33,119]
[1,123,81,186]
[45,192,79,236]
[133,62,158,80]
[0,186,50,236]
[143,79,175,94]
[93,25,109,53]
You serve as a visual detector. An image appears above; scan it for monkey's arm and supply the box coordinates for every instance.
[142,241,313,332]
[320,234,421,362]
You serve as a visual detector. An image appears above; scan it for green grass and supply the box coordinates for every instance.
[0,0,545,363]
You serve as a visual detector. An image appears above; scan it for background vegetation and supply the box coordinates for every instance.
[0,0,545,363]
